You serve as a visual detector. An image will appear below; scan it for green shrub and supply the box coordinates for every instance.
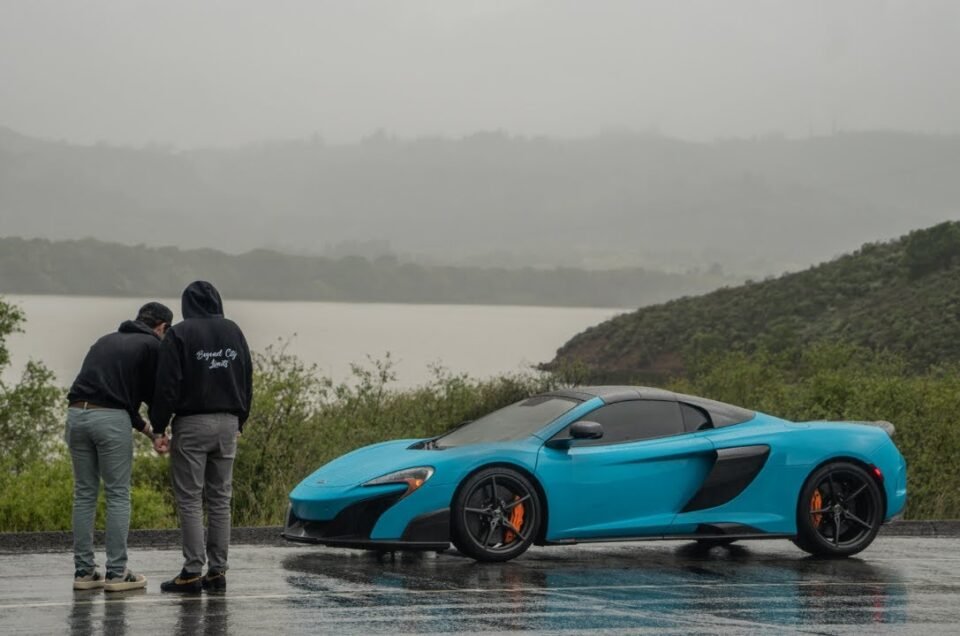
[0,297,63,475]
[0,455,74,531]
[0,452,178,531]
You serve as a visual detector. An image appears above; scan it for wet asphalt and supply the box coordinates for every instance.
[1,537,958,634]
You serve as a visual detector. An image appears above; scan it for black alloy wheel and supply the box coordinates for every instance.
[452,467,541,562]
[794,461,883,557]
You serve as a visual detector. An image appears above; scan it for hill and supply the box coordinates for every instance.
[0,237,731,308]
[3,126,960,274]
[545,222,960,379]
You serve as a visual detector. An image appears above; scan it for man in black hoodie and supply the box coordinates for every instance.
[67,301,173,592]
[150,281,252,593]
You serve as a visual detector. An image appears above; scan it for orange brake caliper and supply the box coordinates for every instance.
[811,489,823,528]
[503,496,526,543]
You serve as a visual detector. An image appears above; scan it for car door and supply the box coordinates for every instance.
[536,399,716,540]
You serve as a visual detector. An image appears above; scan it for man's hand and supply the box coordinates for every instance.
[153,434,170,455]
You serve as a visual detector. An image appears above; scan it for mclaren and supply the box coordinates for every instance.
[283,387,907,562]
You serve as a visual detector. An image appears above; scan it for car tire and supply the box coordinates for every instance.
[451,466,541,563]
[793,461,883,558]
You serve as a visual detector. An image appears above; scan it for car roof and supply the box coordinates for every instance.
[551,385,677,402]
[546,385,756,428]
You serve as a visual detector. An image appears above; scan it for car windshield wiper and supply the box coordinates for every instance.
[427,420,474,449]
[417,437,446,450]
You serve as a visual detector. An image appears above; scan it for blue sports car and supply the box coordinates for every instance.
[283,386,907,562]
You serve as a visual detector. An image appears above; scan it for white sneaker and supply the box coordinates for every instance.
[73,569,105,591]
[104,569,147,592]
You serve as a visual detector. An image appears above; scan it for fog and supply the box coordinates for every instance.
[2,0,959,148]
[2,1,960,283]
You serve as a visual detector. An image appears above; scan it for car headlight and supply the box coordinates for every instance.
[363,466,435,497]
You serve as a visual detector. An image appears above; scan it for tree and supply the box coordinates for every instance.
[0,297,63,474]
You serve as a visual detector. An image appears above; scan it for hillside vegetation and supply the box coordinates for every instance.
[3,126,960,273]
[0,236,730,308]
[548,221,960,380]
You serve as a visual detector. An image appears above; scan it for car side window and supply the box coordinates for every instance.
[556,400,685,446]
[680,402,712,432]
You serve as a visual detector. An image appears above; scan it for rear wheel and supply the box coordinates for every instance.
[451,467,541,562]
[793,461,883,557]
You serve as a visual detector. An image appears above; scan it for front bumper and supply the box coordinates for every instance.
[281,494,451,551]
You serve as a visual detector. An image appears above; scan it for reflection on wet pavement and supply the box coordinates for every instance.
[2,537,959,634]
[280,543,913,632]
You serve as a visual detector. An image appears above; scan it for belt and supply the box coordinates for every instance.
[69,401,111,410]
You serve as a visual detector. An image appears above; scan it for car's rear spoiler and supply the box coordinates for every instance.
[802,420,895,436]
[840,420,896,437]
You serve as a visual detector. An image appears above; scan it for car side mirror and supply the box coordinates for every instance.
[571,421,604,440]
[546,420,604,450]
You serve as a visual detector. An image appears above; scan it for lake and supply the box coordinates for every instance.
[2,295,622,388]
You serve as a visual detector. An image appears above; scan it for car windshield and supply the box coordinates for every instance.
[435,395,580,448]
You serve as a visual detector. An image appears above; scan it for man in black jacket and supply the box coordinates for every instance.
[67,301,173,592]
[150,281,252,593]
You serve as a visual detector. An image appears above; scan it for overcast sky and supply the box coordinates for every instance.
[1,0,958,148]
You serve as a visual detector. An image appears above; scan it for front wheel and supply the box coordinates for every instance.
[793,461,883,558]
[451,467,542,562]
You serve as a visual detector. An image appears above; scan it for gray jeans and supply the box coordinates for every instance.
[66,408,133,575]
[171,413,238,574]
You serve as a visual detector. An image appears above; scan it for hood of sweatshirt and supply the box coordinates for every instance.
[118,320,160,338]
[182,281,224,319]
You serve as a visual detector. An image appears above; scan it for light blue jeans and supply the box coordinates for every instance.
[66,408,133,575]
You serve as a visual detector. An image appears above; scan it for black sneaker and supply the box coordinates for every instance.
[73,568,104,591]
[160,569,203,593]
[202,569,226,592]
[104,569,147,592]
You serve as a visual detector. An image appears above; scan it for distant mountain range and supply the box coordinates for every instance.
[0,236,732,308]
[2,126,959,274]
[545,222,960,379]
